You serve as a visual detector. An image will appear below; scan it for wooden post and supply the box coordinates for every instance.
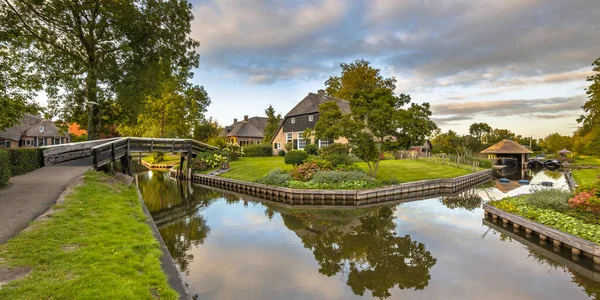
[187,141,193,180]
[92,148,98,169]
[111,143,116,172]
[127,139,132,176]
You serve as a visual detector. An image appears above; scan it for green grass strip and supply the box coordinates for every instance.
[0,171,177,300]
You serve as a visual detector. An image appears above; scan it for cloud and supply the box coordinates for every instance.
[431,95,586,123]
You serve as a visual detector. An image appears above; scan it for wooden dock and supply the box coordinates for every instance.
[483,203,600,267]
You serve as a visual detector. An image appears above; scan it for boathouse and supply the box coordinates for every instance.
[481,139,533,166]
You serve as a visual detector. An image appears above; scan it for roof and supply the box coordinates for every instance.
[24,120,66,137]
[558,149,572,154]
[285,92,350,117]
[226,117,267,138]
[481,139,533,154]
[0,114,42,141]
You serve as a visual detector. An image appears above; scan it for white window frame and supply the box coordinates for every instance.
[297,133,306,150]
[286,133,293,144]
[39,126,44,133]
[291,117,295,124]
[25,139,32,146]
[318,140,330,148]
[308,115,313,122]
[54,137,61,145]
[274,143,281,150]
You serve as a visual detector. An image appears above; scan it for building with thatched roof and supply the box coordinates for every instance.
[222,115,268,146]
[558,148,572,158]
[0,114,69,149]
[481,139,533,166]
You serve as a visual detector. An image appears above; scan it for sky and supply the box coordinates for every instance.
[185,0,599,138]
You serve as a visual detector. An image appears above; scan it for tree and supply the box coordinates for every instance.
[317,61,437,177]
[1,0,199,139]
[193,117,222,143]
[468,122,492,142]
[538,133,574,153]
[488,128,517,144]
[578,57,600,135]
[263,104,281,143]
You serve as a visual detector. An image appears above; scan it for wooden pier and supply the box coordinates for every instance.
[483,203,600,267]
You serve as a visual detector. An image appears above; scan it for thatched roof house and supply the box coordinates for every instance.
[481,139,533,155]
[222,115,267,146]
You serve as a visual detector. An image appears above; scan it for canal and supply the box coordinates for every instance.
[136,167,600,299]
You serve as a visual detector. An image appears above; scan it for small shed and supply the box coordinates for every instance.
[481,139,533,166]
[558,149,572,158]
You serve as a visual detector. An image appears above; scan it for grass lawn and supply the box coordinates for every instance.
[573,155,600,166]
[0,171,177,300]
[221,157,291,181]
[219,157,474,183]
[357,160,472,182]
[572,169,600,186]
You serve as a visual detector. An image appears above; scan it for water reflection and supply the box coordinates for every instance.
[135,168,599,299]
[276,206,436,298]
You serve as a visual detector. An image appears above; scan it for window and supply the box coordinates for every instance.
[274,143,281,150]
[297,133,306,150]
[291,117,295,124]
[5,141,10,148]
[318,140,331,148]
[308,115,313,122]
[54,138,61,145]
[39,126,44,133]
[286,133,293,143]
[38,138,44,146]
[25,139,32,146]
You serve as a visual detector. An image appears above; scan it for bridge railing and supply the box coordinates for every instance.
[42,138,121,166]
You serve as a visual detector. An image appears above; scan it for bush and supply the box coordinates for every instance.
[243,144,273,157]
[290,162,320,181]
[0,150,10,188]
[324,153,352,167]
[319,143,349,156]
[304,144,318,156]
[305,155,333,170]
[311,170,373,185]
[285,150,308,166]
[277,149,286,157]
[223,143,244,161]
[524,187,571,210]
[381,151,395,160]
[192,151,226,172]
[569,186,600,214]
[9,148,44,176]
[257,169,292,186]
[147,151,164,164]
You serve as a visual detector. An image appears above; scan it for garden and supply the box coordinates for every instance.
[489,174,600,244]
[187,142,482,190]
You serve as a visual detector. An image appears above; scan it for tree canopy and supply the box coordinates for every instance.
[1,0,200,139]
[263,105,282,143]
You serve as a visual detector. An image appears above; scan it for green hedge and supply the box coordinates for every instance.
[284,150,308,166]
[9,148,44,176]
[0,150,10,188]
[243,144,273,157]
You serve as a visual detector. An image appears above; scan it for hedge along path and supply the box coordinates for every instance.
[0,171,178,299]
[0,150,9,188]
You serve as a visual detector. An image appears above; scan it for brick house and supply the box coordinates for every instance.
[0,114,70,149]
[222,115,268,146]
[271,90,350,154]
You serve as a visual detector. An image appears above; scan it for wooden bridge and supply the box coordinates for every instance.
[41,137,219,176]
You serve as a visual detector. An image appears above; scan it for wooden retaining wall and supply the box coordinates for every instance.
[169,168,493,206]
[483,203,600,267]
[565,171,577,192]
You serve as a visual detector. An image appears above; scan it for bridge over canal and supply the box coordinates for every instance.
[42,137,219,176]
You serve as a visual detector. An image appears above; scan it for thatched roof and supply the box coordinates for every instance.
[481,139,533,154]
[285,92,350,117]
[0,114,43,141]
[226,116,267,138]
[24,120,66,137]
[558,149,572,154]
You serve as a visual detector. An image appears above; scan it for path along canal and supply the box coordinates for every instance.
[136,166,600,299]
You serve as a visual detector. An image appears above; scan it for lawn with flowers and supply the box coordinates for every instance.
[489,176,600,244]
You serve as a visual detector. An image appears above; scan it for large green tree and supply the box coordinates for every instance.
[1,0,199,139]
[262,104,282,143]
[317,60,437,177]
[538,133,574,153]
[468,122,492,142]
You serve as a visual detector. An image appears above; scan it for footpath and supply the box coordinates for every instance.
[0,158,91,244]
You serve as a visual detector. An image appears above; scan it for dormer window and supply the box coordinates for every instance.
[308,115,313,122]
[39,126,44,133]
[291,117,295,124]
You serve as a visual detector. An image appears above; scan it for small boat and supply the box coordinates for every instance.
[499,178,510,183]
[527,159,544,169]
[518,180,529,185]
[496,157,518,166]
[541,181,554,187]
[544,160,562,168]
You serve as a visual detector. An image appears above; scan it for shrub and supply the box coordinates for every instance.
[524,187,571,210]
[277,149,286,157]
[489,199,518,213]
[257,169,292,186]
[9,148,44,176]
[305,155,333,170]
[147,151,164,164]
[324,153,352,167]
[320,143,349,156]
[243,143,273,157]
[0,149,10,188]
[192,151,226,171]
[569,188,600,214]
[290,162,320,181]
[285,150,308,166]
[381,151,395,160]
[223,143,244,161]
[304,144,318,156]
[311,170,374,185]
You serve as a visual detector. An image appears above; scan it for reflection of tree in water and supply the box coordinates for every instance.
[277,206,437,299]
[137,171,183,213]
[543,169,564,180]
[159,214,210,274]
[440,193,483,211]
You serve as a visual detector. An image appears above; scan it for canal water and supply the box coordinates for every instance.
[136,167,600,299]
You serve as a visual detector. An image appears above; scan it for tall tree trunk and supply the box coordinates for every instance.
[86,59,100,140]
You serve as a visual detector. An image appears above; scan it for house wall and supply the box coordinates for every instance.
[271,126,349,155]
[282,113,319,132]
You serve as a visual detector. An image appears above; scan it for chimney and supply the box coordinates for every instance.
[234,118,238,123]
[244,115,249,121]
[318,89,325,97]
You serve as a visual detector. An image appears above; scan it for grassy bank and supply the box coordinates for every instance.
[0,171,177,299]
[142,154,181,165]
[573,155,600,166]
[572,169,600,186]
[220,157,474,182]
